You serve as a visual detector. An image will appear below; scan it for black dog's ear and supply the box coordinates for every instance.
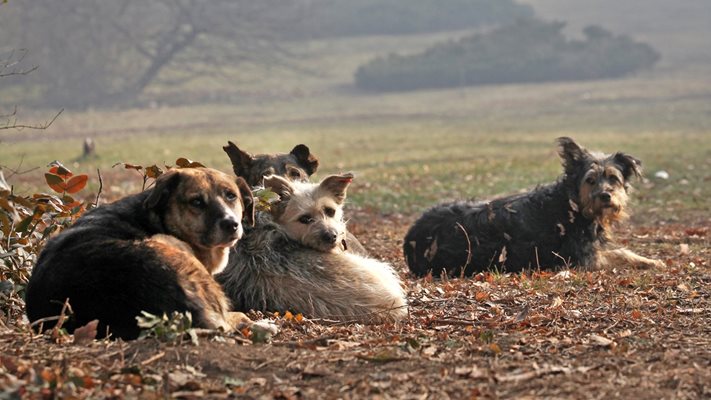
[290,144,319,176]
[263,174,294,200]
[319,173,354,205]
[557,137,590,172]
[144,170,181,210]
[613,152,642,181]
[235,176,255,227]
[223,141,254,178]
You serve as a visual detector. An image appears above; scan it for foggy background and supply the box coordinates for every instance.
[1,0,710,110]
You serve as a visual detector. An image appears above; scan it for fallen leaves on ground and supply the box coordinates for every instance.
[1,211,709,399]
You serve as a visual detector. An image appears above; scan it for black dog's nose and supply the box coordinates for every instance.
[220,218,240,233]
[321,231,338,244]
[599,192,612,203]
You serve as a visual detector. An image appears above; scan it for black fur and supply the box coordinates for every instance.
[403,137,639,277]
[25,169,252,340]
[25,191,192,339]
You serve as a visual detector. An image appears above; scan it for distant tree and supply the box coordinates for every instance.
[0,0,310,109]
[354,20,661,92]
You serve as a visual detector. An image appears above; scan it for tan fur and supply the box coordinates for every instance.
[264,174,352,253]
[577,164,631,241]
[220,173,408,323]
[144,168,255,331]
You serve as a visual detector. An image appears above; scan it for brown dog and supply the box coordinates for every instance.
[25,168,254,340]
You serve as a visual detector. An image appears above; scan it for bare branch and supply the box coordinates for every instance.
[0,49,39,78]
[0,108,63,131]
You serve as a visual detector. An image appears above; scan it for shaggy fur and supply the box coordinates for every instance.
[217,174,407,323]
[223,140,368,255]
[403,137,664,277]
[25,168,254,339]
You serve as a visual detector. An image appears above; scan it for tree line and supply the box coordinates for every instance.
[354,20,661,92]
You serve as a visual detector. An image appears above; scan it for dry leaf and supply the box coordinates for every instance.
[590,334,614,347]
[73,320,98,345]
[498,246,507,263]
[548,296,564,309]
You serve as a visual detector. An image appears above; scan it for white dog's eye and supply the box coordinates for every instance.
[298,215,314,224]
[324,207,335,218]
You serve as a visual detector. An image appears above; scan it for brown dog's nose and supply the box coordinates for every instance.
[599,192,612,203]
[220,218,240,233]
[321,231,338,244]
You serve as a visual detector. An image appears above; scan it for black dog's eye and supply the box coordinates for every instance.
[189,197,205,208]
[298,214,314,224]
[225,190,237,201]
[324,207,335,218]
[289,170,302,178]
[585,177,596,185]
[608,175,620,184]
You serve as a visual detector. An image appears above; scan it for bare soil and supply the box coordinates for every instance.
[1,211,709,399]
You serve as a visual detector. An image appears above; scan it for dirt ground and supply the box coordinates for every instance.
[1,210,709,399]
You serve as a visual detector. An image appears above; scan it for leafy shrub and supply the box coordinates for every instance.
[354,19,661,91]
[292,0,533,39]
[0,163,89,325]
[0,157,207,327]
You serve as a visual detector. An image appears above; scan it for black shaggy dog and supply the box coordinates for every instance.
[403,137,663,277]
[25,168,255,339]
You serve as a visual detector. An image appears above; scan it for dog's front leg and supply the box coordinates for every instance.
[598,248,665,269]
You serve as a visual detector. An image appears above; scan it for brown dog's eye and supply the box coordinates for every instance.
[324,207,335,217]
[585,177,596,185]
[298,214,314,224]
[225,190,237,201]
[289,170,301,178]
[189,197,205,208]
[608,175,620,184]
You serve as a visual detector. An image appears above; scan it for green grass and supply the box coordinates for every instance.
[2,8,710,222]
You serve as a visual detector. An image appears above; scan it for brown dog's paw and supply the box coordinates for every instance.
[226,311,253,330]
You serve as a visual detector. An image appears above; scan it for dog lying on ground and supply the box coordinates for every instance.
[25,168,254,339]
[223,140,368,256]
[217,173,408,323]
[403,137,664,277]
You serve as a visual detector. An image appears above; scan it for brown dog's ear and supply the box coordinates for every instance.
[263,174,294,200]
[144,170,181,210]
[223,141,254,178]
[557,137,590,172]
[235,176,255,227]
[319,173,353,204]
[290,144,319,176]
[613,152,642,181]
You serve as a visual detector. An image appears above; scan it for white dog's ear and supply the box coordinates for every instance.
[319,173,354,204]
[263,174,294,200]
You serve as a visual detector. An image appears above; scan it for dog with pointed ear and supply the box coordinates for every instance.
[25,167,255,340]
[218,171,408,324]
[223,141,319,187]
[259,173,353,253]
[403,137,662,278]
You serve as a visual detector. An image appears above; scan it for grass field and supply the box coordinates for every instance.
[1,2,710,398]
